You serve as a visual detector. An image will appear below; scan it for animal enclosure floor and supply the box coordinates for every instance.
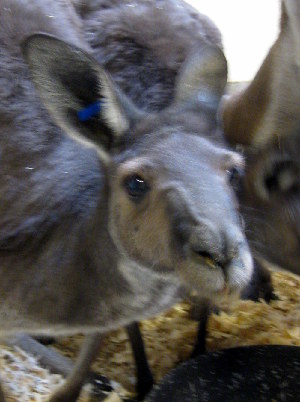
[0,269,300,401]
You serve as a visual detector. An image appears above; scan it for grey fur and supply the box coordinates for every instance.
[0,0,253,400]
[74,0,222,111]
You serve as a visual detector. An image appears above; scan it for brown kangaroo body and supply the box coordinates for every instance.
[0,0,252,400]
[223,0,300,274]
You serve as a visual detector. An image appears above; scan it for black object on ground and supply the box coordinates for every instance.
[146,345,300,402]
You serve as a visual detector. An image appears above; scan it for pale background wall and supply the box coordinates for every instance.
[185,0,280,81]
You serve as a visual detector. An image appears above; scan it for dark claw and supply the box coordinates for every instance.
[241,258,277,303]
[89,372,113,393]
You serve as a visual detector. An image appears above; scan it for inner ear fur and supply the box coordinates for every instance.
[173,44,228,112]
[22,33,143,152]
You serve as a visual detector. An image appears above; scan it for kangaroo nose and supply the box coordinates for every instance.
[189,222,243,269]
[189,222,224,266]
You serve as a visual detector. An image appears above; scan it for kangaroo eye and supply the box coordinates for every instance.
[226,166,244,186]
[124,175,149,199]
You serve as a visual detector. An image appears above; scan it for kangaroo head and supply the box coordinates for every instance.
[239,132,300,274]
[23,34,253,301]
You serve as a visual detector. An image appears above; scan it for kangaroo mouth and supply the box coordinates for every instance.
[178,241,253,301]
[193,250,224,271]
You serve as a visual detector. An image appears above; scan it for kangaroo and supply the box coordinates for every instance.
[222,0,300,275]
[0,0,253,400]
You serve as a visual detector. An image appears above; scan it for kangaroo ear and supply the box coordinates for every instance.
[22,34,143,154]
[174,45,227,113]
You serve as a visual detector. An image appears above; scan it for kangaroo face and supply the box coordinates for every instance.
[108,114,252,300]
[222,1,300,275]
[23,35,253,302]
[239,133,300,274]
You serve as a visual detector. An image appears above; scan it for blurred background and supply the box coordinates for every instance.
[186,0,280,82]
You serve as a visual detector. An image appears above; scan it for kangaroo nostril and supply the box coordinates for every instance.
[188,222,229,269]
[191,246,224,270]
[194,249,213,260]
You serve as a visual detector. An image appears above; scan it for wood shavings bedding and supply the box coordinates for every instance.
[0,270,299,401]
[0,346,63,401]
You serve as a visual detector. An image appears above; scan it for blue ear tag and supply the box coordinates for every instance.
[77,101,101,122]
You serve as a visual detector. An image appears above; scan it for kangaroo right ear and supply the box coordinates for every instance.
[173,45,227,113]
[22,34,143,158]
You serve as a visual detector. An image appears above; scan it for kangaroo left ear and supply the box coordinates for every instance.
[22,34,144,155]
[173,45,228,113]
